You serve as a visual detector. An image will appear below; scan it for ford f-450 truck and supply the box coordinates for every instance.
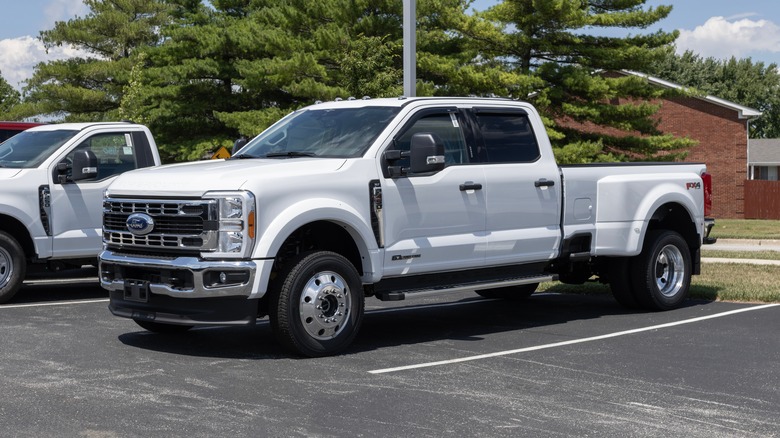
[0,122,161,303]
[99,98,715,356]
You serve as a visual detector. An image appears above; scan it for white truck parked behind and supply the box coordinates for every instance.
[0,122,161,303]
[99,98,716,356]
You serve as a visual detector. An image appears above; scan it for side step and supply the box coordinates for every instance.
[375,275,557,301]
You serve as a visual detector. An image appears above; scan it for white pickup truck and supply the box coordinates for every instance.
[99,97,715,356]
[0,122,161,303]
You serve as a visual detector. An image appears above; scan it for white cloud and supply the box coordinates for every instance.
[0,36,90,92]
[45,0,91,27]
[0,1,91,92]
[676,16,780,60]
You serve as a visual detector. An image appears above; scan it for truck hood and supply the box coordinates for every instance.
[0,168,22,179]
[107,158,348,197]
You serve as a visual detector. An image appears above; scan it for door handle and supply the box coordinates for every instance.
[459,183,483,191]
[534,179,555,188]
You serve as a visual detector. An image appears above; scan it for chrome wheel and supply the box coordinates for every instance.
[0,231,25,304]
[299,271,350,340]
[271,251,364,357]
[0,246,12,289]
[631,230,691,311]
[654,244,685,297]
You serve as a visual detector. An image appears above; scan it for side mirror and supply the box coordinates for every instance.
[232,137,248,155]
[409,133,445,174]
[70,149,98,182]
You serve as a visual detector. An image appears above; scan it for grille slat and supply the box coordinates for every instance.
[103,198,216,252]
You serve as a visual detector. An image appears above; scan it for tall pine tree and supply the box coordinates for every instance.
[15,0,173,121]
[462,0,695,162]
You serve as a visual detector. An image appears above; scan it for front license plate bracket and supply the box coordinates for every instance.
[124,279,150,303]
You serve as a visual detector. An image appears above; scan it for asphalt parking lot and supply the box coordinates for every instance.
[1,273,778,437]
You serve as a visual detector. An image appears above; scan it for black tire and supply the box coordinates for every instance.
[134,319,193,333]
[476,283,538,300]
[607,257,641,309]
[270,251,364,357]
[631,230,692,311]
[0,231,26,304]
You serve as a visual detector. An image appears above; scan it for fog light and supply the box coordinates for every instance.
[219,272,227,284]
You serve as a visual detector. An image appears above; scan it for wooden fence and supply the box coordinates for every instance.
[744,180,780,219]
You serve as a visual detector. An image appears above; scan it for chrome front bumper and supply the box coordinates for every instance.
[99,250,258,299]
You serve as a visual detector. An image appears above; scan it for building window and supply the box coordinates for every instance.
[752,166,779,181]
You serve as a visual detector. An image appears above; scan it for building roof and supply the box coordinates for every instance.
[749,138,780,165]
[621,70,763,120]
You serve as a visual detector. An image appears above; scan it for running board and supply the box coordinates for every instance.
[375,275,557,301]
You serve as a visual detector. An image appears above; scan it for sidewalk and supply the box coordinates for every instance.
[703,238,780,265]
[707,238,780,252]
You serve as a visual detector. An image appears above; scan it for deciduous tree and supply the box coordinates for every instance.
[650,50,780,139]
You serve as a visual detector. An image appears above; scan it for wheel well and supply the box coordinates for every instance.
[274,221,364,275]
[0,214,34,260]
[647,203,699,251]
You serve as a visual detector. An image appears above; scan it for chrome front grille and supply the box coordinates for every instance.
[103,198,217,252]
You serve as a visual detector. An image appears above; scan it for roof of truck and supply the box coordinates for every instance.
[305,96,520,110]
[26,122,138,132]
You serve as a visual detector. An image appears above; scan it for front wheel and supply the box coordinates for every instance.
[0,231,26,304]
[631,230,692,311]
[270,251,364,357]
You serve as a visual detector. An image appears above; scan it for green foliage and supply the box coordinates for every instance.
[0,71,21,116]
[15,0,174,122]
[19,0,696,164]
[465,0,689,163]
[649,49,780,139]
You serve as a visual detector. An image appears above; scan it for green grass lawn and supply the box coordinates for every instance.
[710,219,780,239]
[537,219,780,303]
[539,262,780,303]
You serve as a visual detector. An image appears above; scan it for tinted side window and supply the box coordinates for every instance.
[474,112,540,163]
[394,113,469,168]
[65,132,139,181]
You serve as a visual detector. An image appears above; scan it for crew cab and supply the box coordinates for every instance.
[0,122,161,303]
[99,98,715,356]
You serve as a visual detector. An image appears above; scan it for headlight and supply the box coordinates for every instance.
[202,191,256,259]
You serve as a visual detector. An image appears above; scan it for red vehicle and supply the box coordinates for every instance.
[0,122,43,143]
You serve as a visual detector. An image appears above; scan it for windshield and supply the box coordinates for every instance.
[235,106,400,158]
[0,130,78,168]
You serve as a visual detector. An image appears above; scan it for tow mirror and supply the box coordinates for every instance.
[69,149,98,182]
[409,133,445,174]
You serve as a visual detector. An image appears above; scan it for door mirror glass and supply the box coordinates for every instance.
[410,133,445,174]
[71,149,98,182]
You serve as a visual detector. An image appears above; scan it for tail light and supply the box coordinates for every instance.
[702,172,712,217]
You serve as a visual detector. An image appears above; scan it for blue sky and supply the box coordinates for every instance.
[2,0,780,92]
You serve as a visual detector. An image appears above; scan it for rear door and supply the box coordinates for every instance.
[469,107,562,265]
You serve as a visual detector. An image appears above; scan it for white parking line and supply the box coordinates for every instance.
[0,299,109,309]
[368,303,780,374]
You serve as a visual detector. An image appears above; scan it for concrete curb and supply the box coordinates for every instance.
[714,238,780,246]
[702,257,780,266]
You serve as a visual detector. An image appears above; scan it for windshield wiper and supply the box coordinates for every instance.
[264,151,317,158]
[230,154,258,159]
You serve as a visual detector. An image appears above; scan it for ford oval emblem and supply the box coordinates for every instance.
[126,213,155,236]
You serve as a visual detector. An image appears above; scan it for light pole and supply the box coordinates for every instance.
[403,0,416,97]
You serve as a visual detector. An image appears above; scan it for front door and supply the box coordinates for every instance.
[380,108,487,276]
[50,131,144,258]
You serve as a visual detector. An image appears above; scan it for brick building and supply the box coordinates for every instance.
[565,71,762,219]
